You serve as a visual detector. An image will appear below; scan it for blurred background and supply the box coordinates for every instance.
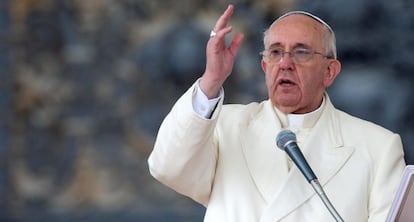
[1,0,414,221]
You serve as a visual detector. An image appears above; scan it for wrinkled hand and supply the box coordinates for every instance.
[200,4,244,99]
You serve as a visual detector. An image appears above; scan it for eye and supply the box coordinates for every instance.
[269,48,283,56]
[293,48,312,56]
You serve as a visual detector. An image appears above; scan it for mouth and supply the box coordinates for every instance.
[278,78,296,86]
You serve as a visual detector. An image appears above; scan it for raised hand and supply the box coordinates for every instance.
[199,4,244,99]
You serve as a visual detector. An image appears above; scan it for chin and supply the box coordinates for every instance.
[274,95,300,106]
[271,100,297,114]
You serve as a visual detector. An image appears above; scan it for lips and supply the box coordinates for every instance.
[278,78,296,86]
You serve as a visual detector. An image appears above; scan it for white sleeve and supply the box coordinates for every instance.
[192,81,223,119]
[148,81,222,205]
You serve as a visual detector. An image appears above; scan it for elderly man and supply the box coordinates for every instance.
[148,5,405,222]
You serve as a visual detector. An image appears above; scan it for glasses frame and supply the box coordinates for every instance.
[260,48,333,64]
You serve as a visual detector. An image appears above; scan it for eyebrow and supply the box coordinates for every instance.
[268,42,311,50]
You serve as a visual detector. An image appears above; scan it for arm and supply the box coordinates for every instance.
[368,134,406,221]
[148,82,223,205]
[148,5,244,205]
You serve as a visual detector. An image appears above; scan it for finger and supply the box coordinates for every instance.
[208,26,232,42]
[213,4,234,32]
[208,26,233,51]
[228,33,244,56]
[214,26,232,40]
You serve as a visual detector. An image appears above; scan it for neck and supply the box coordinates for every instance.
[274,95,326,128]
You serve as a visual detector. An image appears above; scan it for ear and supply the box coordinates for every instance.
[323,59,341,87]
[261,59,267,74]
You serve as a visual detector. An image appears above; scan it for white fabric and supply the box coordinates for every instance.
[192,80,222,119]
[149,81,406,222]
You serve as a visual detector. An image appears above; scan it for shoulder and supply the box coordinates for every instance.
[334,109,402,162]
[336,109,396,138]
[219,100,269,120]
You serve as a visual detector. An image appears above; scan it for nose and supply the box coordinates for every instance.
[279,52,295,70]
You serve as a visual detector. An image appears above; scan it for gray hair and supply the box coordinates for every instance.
[263,11,337,59]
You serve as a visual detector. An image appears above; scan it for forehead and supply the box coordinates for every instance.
[267,15,325,48]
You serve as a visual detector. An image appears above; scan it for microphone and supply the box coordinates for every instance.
[276,130,316,182]
[276,130,344,222]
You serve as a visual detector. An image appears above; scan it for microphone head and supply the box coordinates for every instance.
[276,130,297,150]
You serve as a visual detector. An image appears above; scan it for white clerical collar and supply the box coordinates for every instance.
[288,97,325,128]
[274,96,326,128]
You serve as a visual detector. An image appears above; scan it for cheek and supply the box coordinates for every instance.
[265,72,273,88]
[264,66,278,89]
[301,72,325,94]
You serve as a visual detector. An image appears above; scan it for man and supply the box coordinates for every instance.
[148,4,406,222]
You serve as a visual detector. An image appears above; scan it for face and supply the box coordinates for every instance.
[261,15,341,114]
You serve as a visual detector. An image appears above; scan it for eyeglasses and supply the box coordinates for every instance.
[261,48,332,64]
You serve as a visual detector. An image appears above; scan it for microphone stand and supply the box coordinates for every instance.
[310,179,344,222]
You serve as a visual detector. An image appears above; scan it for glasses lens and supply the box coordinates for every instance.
[268,49,282,63]
[293,49,313,63]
